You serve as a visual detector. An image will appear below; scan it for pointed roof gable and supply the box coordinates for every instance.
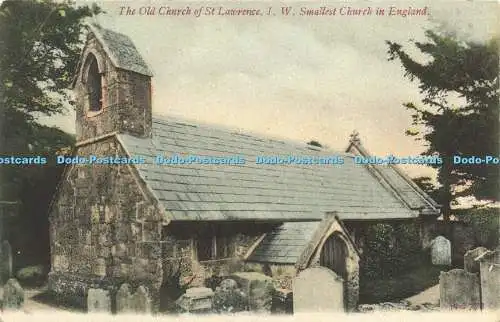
[345,131,440,215]
[86,24,153,77]
[71,24,153,88]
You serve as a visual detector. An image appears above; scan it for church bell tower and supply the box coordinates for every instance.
[72,24,153,142]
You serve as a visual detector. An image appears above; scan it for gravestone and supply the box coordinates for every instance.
[131,285,152,313]
[464,247,489,273]
[478,251,500,311]
[293,266,344,313]
[2,278,24,310]
[116,284,152,314]
[0,240,12,284]
[431,236,451,266]
[231,272,274,313]
[87,288,111,313]
[439,269,480,310]
[116,283,132,313]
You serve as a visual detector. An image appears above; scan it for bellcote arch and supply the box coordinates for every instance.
[80,50,107,117]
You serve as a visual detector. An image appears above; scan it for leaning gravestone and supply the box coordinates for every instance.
[87,288,111,313]
[293,266,344,313]
[464,247,489,273]
[440,269,480,310]
[2,278,24,310]
[431,236,452,266]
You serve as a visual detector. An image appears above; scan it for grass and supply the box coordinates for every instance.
[359,264,449,304]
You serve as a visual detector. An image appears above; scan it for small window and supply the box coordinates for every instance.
[86,55,103,112]
[197,235,233,261]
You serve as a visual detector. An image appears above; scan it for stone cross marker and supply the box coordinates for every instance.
[431,236,451,266]
[87,288,111,313]
[293,266,344,313]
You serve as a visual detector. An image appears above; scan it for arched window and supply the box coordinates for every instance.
[85,54,102,112]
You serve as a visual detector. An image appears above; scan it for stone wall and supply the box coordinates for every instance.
[75,33,152,141]
[48,137,165,308]
[160,223,266,290]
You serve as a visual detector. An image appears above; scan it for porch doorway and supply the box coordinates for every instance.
[319,233,349,309]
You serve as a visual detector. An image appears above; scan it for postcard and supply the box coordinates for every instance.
[0,0,498,321]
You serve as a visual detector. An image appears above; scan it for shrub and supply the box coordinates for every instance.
[16,265,45,286]
[455,207,499,249]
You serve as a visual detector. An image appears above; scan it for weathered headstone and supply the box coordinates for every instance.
[477,250,500,311]
[293,266,344,313]
[176,287,214,313]
[132,285,152,313]
[439,269,480,310]
[87,288,111,313]
[116,283,132,313]
[2,278,24,310]
[431,236,451,266]
[464,247,489,273]
[0,240,12,284]
[231,272,274,313]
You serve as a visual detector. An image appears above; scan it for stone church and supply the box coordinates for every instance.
[47,24,441,312]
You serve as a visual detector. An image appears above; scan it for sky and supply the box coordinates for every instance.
[39,0,499,181]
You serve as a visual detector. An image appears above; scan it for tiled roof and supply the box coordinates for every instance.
[88,24,153,77]
[379,165,440,211]
[247,221,320,264]
[118,116,419,221]
[346,141,440,215]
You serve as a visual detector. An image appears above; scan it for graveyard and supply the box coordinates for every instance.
[0,234,498,314]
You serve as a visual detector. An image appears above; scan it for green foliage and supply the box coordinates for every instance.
[361,223,422,280]
[16,265,44,282]
[359,263,445,304]
[0,0,100,266]
[307,140,323,148]
[454,207,500,249]
[212,287,248,313]
[386,29,500,213]
[412,176,441,203]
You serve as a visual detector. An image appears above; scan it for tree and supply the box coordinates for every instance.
[0,0,101,267]
[307,140,323,148]
[412,176,440,202]
[386,29,499,223]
